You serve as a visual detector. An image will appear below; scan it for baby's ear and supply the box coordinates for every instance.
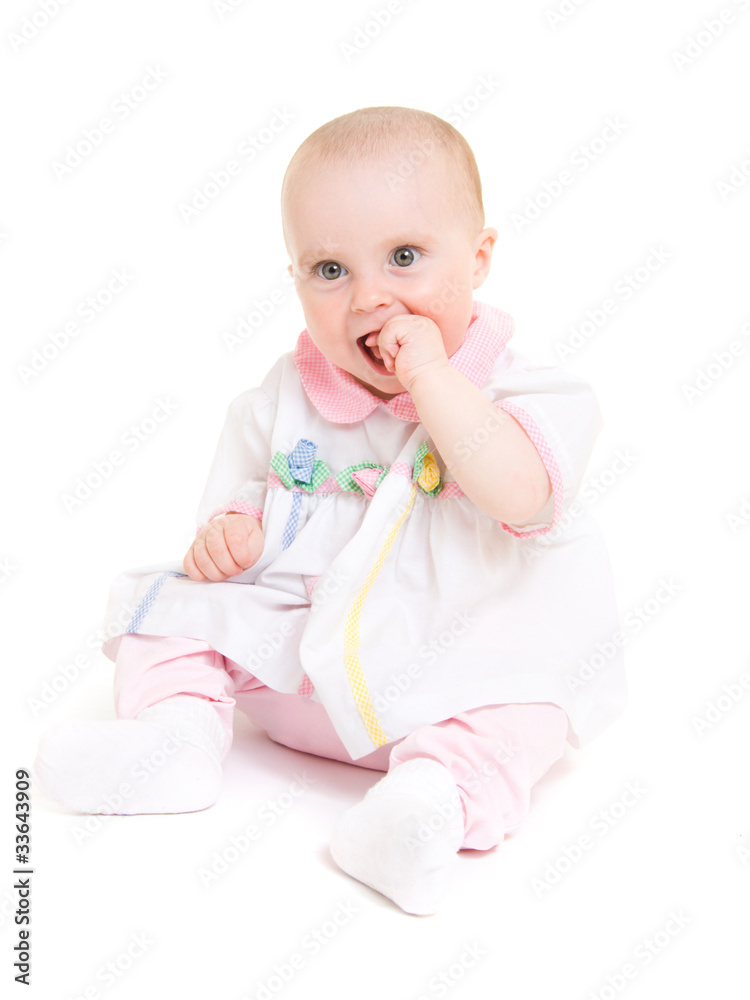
[287,263,293,276]
[472,227,497,288]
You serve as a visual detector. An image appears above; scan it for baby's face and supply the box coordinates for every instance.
[283,150,495,399]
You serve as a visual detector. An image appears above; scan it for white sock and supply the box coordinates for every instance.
[34,695,225,815]
[329,758,465,915]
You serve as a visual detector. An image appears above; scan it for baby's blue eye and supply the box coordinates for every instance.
[317,261,345,280]
[391,247,420,267]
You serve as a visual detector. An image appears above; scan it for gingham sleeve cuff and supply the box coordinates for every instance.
[492,400,563,538]
[198,502,264,534]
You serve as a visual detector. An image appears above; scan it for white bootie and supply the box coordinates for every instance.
[329,758,464,915]
[34,696,225,815]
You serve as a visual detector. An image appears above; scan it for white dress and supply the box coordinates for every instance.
[102,301,627,760]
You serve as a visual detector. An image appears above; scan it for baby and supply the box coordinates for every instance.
[36,106,626,915]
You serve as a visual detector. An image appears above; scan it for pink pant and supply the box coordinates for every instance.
[114,634,568,851]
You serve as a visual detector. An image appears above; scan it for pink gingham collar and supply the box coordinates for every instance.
[293,300,515,423]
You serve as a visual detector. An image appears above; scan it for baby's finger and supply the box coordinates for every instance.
[225,523,260,569]
[201,526,245,579]
[368,328,398,372]
[189,536,229,581]
[182,545,207,581]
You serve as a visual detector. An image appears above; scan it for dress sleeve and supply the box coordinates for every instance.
[195,387,277,531]
[485,349,602,538]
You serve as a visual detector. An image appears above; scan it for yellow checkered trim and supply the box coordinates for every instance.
[343,483,418,746]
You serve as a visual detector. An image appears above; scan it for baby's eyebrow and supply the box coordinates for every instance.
[297,248,338,268]
[298,234,432,268]
[387,233,431,247]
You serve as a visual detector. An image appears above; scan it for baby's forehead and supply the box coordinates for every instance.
[284,144,457,209]
[281,127,482,242]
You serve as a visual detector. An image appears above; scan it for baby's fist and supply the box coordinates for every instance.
[183,513,264,582]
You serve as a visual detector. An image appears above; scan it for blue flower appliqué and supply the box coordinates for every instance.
[282,439,317,549]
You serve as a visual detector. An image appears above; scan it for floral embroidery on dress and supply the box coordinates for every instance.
[269,441,447,500]
[276,439,324,549]
[412,442,442,496]
[270,439,330,492]
[337,462,388,497]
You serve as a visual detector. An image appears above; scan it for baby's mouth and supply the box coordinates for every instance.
[357,333,391,375]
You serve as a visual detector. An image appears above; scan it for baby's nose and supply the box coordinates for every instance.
[351,273,391,311]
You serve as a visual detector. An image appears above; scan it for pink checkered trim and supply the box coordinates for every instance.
[438,482,466,498]
[351,468,381,497]
[199,502,264,533]
[390,461,412,478]
[267,461,463,500]
[297,674,315,697]
[268,470,342,493]
[300,577,320,697]
[293,300,514,423]
[494,401,562,538]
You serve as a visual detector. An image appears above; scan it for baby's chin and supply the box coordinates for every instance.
[350,372,404,400]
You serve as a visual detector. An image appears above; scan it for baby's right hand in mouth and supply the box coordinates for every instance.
[183,513,264,581]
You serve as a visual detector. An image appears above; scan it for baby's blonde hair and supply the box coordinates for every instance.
[281,106,485,236]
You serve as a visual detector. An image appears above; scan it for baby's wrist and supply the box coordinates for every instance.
[404,359,452,395]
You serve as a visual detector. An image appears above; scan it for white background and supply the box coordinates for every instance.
[2,0,749,997]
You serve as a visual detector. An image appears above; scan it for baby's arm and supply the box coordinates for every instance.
[377,314,552,524]
[411,366,550,524]
[183,513,264,582]
[377,314,550,525]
